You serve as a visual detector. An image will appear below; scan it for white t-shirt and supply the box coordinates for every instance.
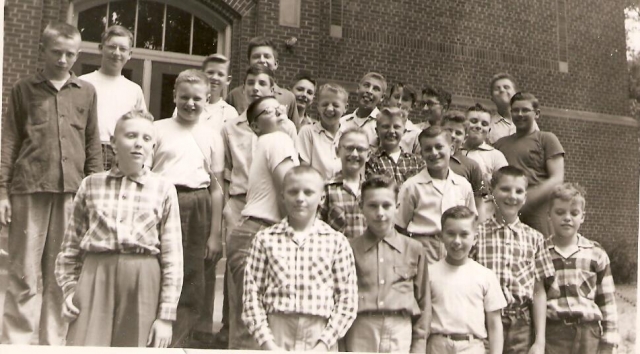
[151,117,225,189]
[79,71,147,143]
[429,259,507,339]
[241,131,299,223]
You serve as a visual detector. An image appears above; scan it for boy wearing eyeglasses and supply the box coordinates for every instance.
[493,92,565,237]
[419,85,451,129]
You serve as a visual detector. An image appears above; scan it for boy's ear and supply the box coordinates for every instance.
[226,75,232,85]
[110,136,117,154]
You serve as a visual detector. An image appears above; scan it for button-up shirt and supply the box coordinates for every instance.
[545,234,619,346]
[55,167,183,321]
[340,107,380,148]
[318,172,366,238]
[0,72,103,198]
[296,121,342,181]
[365,147,425,186]
[461,142,508,188]
[242,218,357,348]
[400,120,422,155]
[473,216,555,306]
[350,229,430,353]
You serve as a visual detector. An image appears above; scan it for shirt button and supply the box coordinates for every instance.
[122,194,127,200]
[379,279,385,285]
[119,219,124,223]
[62,157,67,162]
[378,301,384,306]
[379,258,384,263]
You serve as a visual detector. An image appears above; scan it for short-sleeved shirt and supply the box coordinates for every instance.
[494,131,564,188]
[318,172,366,238]
[450,153,486,196]
[226,84,300,128]
[296,121,342,181]
[152,117,224,189]
[400,120,422,155]
[461,143,508,187]
[241,131,299,223]
[488,114,540,145]
[339,108,380,148]
[429,259,507,339]
[396,168,476,235]
[365,148,425,186]
[173,99,239,135]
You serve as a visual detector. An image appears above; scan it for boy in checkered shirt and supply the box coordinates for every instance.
[544,183,618,354]
[242,166,357,351]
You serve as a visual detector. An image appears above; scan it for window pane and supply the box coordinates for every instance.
[160,73,178,120]
[192,16,218,56]
[78,4,107,42]
[164,5,191,54]
[136,0,164,50]
[107,0,136,34]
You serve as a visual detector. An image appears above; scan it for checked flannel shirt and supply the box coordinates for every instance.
[318,172,367,238]
[365,147,425,186]
[55,167,183,321]
[545,234,619,346]
[242,218,357,348]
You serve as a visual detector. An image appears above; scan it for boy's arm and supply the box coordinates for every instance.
[523,155,564,211]
[410,248,431,353]
[221,125,234,184]
[205,171,224,262]
[157,186,184,322]
[273,158,296,217]
[486,310,504,354]
[136,87,148,111]
[594,250,620,351]
[0,85,26,223]
[84,90,104,175]
[395,183,416,230]
[295,126,313,165]
[529,279,547,354]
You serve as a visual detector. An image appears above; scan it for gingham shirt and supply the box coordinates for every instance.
[318,172,367,238]
[545,234,619,345]
[365,148,425,186]
[242,218,357,347]
[473,216,554,306]
[55,167,183,321]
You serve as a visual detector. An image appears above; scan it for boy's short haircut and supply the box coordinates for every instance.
[174,69,210,92]
[244,64,276,87]
[390,82,418,105]
[247,36,278,61]
[441,110,468,128]
[441,205,478,228]
[284,165,325,185]
[361,72,388,95]
[114,109,155,136]
[293,72,317,88]
[510,91,539,110]
[467,103,491,114]
[422,85,452,109]
[202,53,230,70]
[101,25,134,47]
[338,127,370,147]
[246,96,277,125]
[317,83,349,103]
[489,72,518,95]
[361,175,399,199]
[490,165,529,189]
[376,106,404,122]
[549,182,587,210]
[41,22,81,47]
[418,125,452,145]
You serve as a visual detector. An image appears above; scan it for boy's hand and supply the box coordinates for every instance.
[205,234,223,263]
[261,339,284,351]
[61,292,79,322]
[0,197,12,225]
[598,343,615,354]
[528,341,545,354]
[146,318,172,348]
[311,341,329,351]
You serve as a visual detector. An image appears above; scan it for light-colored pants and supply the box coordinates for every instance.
[427,334,485,354]
[413,235,446,264]
[345,313,412,352]
[223,195,246,348]
[268,313,336,351]
[1,193,73,345]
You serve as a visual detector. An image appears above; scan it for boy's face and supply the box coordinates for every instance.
[422,95,445,125]
[283,172,325,222]
[441,121,466,152]
[249,46,278,71]
[388,87,414,112]
[111,118,155,167]
[491,78,516,108]
[420,133,452,172]
[99,35,132,74]
[174,82,209,123]
[338,133,370,175]
[511,100,539,134]
[441,217,476,265]
[376,114,405,151]
[361,187,397,237]
[250,98,285,135]
[292,79,316,113]
[203,62,231,95]
[357,77,385,110]
[318,91,348,124]
[549,198,585,239]
[41,35,81,79]
[244,73,274,103]
[467,111,491,142]
[491,175,528,221]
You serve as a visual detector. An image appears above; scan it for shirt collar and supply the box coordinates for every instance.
[492,114,512,125]
[374,146,406,158]
[107,165,150,185]
[313,120,341,137]
[360,228,404,253]
[32,70,82,87]
[345,107,380,121]
[546,233,594,250]
[450,154,462,165]
[488,215,525,232]
[472,142,494,151]
[276,217,336,236]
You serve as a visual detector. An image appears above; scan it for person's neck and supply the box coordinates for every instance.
[368,226,393,243]
[298,106,306,118]
[428,167,448,180]
[43,69,70,82]
[98,66,121,77]
[118,161,144,177]
[552,234,579,248]
[464,136,483,150]
[515,127,535,138]
[494,208,518,225]
[289,215,316,232]
[497,106,512,120]
[342,170,362,183]
[382,145,400,155]
[209,91,223,104]
[321,120,340,135]
[445,255,469,267]
[356,106,374,118]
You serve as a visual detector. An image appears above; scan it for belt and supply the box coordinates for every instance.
[175,185,208,193]
[547,317,592,326]
[433,333,479,341]
[358,310,409,317]
[394,225,439,238]
[97,248,155,256]
[247,216,276,227]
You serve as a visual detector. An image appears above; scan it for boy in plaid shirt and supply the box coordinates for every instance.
[544,183,618,354]
[473,166,555,354]
[242,166,357,351]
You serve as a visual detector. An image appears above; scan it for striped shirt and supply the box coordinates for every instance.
[365,147,425,186]
[242,218,357,348]
[55,167,183,321]
[473,216,555,306]
[545,234,619,345]
[318,172,367,238]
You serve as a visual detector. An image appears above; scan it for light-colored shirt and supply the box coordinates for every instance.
[172,99,239,135]
[241,131,299,223]
[296,121,342,181]
[401,120,422,155]
[242,218,357,348]
[396,168,476,235]
[226,84,300,128]
[79,71,146,144]
[55,167,183,321]
[152,117,224,188]
[340,107,380,148]
[461,142,508,188]
[429,259,506,339]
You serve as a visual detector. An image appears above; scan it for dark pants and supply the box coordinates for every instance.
[545,321,603,354]
[502,313,533,354]
[171,188,212,347]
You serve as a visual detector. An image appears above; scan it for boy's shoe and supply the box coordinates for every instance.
[209,328,229,349]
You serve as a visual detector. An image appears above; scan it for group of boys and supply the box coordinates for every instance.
[0,21,619,354]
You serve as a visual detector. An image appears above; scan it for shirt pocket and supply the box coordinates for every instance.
[512,239,535,284]
[392,262,418,293]
[577,269,598,300]
[69,107,88,131]
[28,100,50,125]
